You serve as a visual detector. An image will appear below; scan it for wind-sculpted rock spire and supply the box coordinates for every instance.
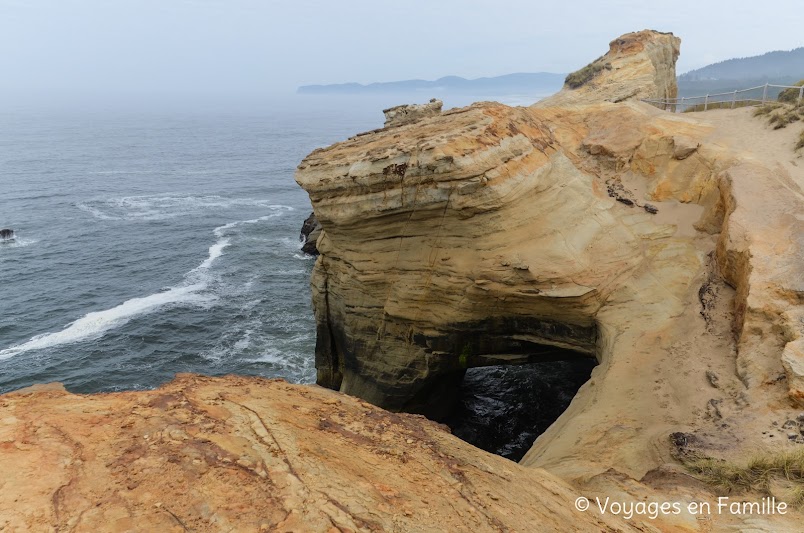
[536,29,680,107]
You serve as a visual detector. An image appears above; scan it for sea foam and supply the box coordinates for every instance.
[0,213,275,361]
[0,283,211,360]
[77,195,293,221]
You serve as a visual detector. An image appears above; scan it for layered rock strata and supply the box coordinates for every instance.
[539,29,680,107]
[383,98,443,127]
[296,28,804,501]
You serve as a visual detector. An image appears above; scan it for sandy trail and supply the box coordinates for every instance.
[698,107,804,191]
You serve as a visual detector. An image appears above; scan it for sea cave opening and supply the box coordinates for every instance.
[441,356,598,462]
[405,318,600,462]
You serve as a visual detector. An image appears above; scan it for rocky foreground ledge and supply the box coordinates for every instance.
[0,374,641,532]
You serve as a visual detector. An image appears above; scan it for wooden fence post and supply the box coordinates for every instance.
[799,85,803,102]
[731,91,737,109]
[704,94,709,111]
[762,83,768,103]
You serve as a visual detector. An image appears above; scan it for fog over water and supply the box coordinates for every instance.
[1,0,802,109]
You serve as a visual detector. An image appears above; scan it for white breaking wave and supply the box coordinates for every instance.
[76,203,117,220]
[214,211,291,238]
[77,195,294,221]
[245,347,285,364]
[196,238,230,271]
[0,238,38,249]
[0,284,211,361]
[0,213,270,361]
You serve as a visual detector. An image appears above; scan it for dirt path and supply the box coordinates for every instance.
[697,107,804,191]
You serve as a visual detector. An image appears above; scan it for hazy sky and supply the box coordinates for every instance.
[1,0,802,102]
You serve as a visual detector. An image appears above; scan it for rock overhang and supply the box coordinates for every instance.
[295,30,804,498]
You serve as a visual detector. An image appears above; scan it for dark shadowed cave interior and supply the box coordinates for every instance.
[441,357,598,461]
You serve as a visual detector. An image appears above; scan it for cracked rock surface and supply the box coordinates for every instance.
[0,375,639,532]
[295,30,804,531]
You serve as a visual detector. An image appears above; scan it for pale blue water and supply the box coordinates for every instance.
[0,94,545,394]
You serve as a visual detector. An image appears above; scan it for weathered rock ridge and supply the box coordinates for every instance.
[538,29,680,107]
[383,98,443,128]
[0,375,644,532]
[296,28,804,519]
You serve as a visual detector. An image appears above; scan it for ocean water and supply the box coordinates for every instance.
[0,93,546,394]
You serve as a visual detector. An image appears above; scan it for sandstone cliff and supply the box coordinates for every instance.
[296,29,804,528]
[3,29,803,533]
[538,30,680,107]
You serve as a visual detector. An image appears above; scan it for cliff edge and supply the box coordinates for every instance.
[537,30,680,107]
[0,375,640,532]
[295,29,804,528]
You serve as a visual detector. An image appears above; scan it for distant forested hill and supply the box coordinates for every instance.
[677,47,804,96]
[679,47,804,81]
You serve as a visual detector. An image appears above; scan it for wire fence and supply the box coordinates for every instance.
[643,83,804,113]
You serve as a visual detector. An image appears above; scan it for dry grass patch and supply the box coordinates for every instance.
[565,58,612,89]
[684,448,804,507]
[778,80,804,104]
[753,80,804,132]
[753,103,803,130]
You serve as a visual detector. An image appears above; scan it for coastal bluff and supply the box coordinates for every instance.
[538,30,680,107]
[2,28,804,532]
[295,27,804,529]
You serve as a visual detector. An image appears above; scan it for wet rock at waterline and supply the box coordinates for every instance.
[0,228,14,240]
[299,212,321,255]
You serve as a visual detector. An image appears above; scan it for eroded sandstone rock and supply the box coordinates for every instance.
[0,374,643,532]
[383,98,443,127]
[296,29,804,512]
[538,29,680,107]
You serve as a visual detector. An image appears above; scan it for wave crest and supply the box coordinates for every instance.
[0,211,291,361]
[77,195,293,221]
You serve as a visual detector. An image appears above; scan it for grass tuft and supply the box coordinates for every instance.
[684,448,804,507]
[565,61,612,89]
[778,80,804,104]
[754,103,782,117]
[796,130,804,151]
[751,87,804,132]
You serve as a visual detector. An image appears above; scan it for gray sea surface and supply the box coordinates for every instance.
[0,93,546,393]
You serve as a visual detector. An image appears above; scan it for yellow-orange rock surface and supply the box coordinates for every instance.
[295,29,804,532]
[537,30,680,107]
[3,29,804,533]
[0,375,643,532]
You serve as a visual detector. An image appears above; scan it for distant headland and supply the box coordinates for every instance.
[299,46,804,97]
[297,72,566,95]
